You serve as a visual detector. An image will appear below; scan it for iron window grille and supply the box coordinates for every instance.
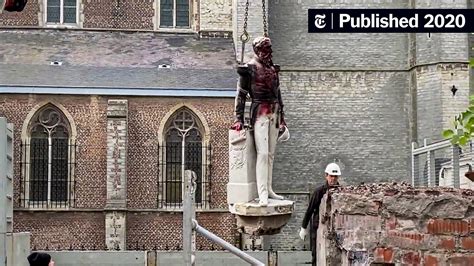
[157,108,211,209]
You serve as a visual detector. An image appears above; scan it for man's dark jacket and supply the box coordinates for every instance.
[301,182,330,234]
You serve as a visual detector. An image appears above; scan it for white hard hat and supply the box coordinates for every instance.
[278,126,290,142]
[325,163,341,176]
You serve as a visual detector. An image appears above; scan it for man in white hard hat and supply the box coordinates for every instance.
[299,162,341,265]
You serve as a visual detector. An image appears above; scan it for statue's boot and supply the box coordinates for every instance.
[268,169,284,200]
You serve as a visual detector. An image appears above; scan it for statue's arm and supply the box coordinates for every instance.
[234,65,251,124]
[274,64,286,126]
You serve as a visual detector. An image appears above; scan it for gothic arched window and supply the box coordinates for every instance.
[159,107,209,208]
[22,105,74,208]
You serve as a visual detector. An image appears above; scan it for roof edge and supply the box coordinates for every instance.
[0,86,236,98]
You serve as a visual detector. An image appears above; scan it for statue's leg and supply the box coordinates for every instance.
[268,112,284,200]
[254,114,270,206]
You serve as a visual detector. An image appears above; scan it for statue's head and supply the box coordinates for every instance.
[252,36,272,65]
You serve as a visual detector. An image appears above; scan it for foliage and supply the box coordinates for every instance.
[442,95,474,146]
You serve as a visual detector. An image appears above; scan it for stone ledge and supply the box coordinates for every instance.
[229,199,294,216]
[229,199,295,236]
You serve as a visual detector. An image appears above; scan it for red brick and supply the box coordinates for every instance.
[13,211,106,250]
[461,237,474,250]
[127,212,237,250]
[374,247,394,263]
[402,251,421,265]
[388,230,424,242]
[424,254,449,266]
[424,255,439,266]
[438,237,456,250]
[470,219,474,234]
[426,219,469,236]
[448,255,474,265]
[387,230,425,249]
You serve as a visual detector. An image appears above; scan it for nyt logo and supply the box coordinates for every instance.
[314,14,327,29]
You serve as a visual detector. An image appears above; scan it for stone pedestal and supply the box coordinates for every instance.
[227,129,257,204]
[230,199,294,236]
[228,128,294,236]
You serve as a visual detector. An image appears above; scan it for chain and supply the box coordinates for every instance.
[239,0,250,63]
[243,0,249,36]
[240,0,250,43]
[262,0,268,37]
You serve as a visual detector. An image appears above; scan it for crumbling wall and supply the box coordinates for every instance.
[318,183,474,265]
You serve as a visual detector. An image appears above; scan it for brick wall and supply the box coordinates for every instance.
[275,71,411,187]
[126,212,237,250]
[82,0,154,30]
[0,0,39,26]
[318,183,474,265]
[0,94,235,250]
[0,94,108,209]
[410,0,470,143]
[414,64,470,143]
[0,0,156,29]
[268,0,408,69]
[0,94,233,209]
[0,0,233,31]
[126,97,233,209]
[13,211,105,250]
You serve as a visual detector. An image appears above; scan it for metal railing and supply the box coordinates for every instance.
[411,138,474,189]
[182,170,265,266]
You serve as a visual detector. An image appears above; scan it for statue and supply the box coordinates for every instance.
[230,36,290,207]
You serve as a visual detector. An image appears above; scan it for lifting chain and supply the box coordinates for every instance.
[262,0,268,37]
[239,0,250,64]
[239,0,269,63]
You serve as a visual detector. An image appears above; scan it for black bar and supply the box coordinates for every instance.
[308,9,474,33]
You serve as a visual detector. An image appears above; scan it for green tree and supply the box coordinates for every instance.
[443,95,474,146]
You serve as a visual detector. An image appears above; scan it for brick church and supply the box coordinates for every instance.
[1,0,473,251]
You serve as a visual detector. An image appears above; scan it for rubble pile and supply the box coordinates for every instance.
[317,183,474,265]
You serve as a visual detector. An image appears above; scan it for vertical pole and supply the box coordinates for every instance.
[453,145,460,188]
[411,142,415,186]
[428,150,435,187]
[423,139,428,186]
[47,136,52,208]
[183,170,196,266]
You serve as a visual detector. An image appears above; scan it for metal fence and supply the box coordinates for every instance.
[411,139,474,189]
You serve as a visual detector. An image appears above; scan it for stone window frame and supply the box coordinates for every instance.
[42,0,80,28]
[158,104,211,210]
[20,102,77,210]
[155,0,195,32]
